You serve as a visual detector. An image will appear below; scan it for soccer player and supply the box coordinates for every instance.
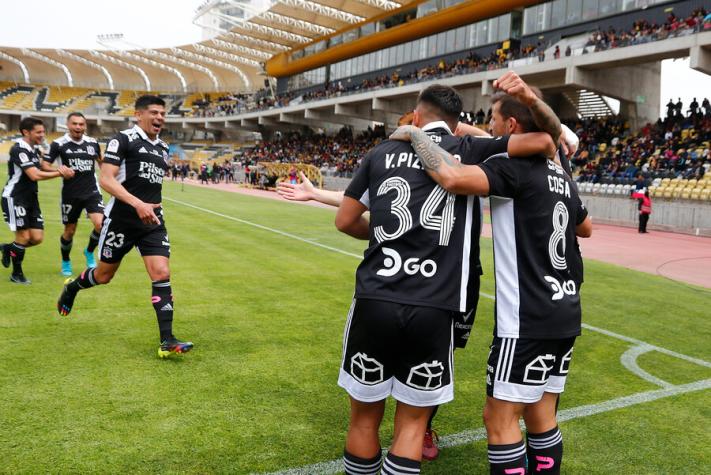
[391,72,592,475]
[1,117,73,284]
[56,95,193,358]
[334,84,556,475]
[45,112,104,276]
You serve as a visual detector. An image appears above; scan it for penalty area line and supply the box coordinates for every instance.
[263,378,711,475]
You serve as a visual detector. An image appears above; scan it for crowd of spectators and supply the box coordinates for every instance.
[572,99,710,185]
[181,11,710,118]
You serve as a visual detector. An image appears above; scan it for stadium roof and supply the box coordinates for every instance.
[0,0,417,93]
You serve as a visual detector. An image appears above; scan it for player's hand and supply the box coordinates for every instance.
[493,71,537,106]
[58,165,75,178]
[389,125,415,142]
[276,172,315,201]
[135,201,162,225]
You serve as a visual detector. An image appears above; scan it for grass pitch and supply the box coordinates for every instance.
[0,174,709,474]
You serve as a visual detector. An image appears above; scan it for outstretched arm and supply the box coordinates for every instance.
[390,125,491,195]
[276,171,344,207]
[335,196,369,240]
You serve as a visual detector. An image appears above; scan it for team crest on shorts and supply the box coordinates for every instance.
[407,361,444,390]
[350,352,384,385]
[16,218,24,227]
[102,247,112,259]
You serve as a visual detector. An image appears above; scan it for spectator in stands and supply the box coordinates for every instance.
[666,98,676,118]
[554,45,561,59]
[565,45,572,57]
[675,98,683,117]
[688,97,700,116]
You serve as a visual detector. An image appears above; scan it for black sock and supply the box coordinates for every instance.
[427,405,439,430]
[488,440,526,475]
[381,452,420,475]
[67,267,99,293]
[60,236,73,261]
[343,450,381,475]
[9,242,26,275]
[152,279,174,341]
[526,426,563,474]
[87,230,100,253]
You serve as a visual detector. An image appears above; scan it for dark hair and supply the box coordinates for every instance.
[417,85,463,122]
[19,117,44,134]
[67,112,86,121]
[135,95,165,110]
[491,92,540,133]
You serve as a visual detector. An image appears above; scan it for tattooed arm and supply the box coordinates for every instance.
[494,71,562,144]
[389,126,491,195]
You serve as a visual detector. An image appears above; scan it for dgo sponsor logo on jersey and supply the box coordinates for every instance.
[376,247,437,278]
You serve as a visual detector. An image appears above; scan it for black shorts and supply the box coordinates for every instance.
[338,298,455,407]
[2,196,44,231]
[454,275,481,349]
[61,193,104,224]
[486,336,576,403]
[97,216,170,264]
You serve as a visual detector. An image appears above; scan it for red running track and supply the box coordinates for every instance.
[178,180,711,289]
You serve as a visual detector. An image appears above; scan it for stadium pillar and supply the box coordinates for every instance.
[690,45,711,75]
[565,63,660,128]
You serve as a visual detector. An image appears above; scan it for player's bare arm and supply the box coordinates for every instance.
[390,125,491,195]
[455,122,491,138]
[99,162,160,225]
[25,164,73,181]
[277,171,345,207]
[335,196,369,240]
[494,71,562,144]
[576,216,593,238]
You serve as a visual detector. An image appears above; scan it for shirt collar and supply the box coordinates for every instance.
[132,124,161,146]
[15,139,34,152]
[64,133,85,145]
[421,121,453,135]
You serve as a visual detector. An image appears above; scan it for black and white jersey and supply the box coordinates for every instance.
[47,134,101,198]
[103,125,169,226]
[479,155,588,339]
[2,140,40,199]
[344,122,510,313]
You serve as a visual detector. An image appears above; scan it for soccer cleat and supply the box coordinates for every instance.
[83,248,96,268]
[1,244,9,268]
[422,428,440,461]
[61,260,73,276]
[57,278,77,316]
[158,337,194,358]
[10,273,31,285]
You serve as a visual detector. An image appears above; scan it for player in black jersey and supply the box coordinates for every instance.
[56,96,193,358]
[335,85,556,475]
[392,72,592,475]
[1,117,74,284]
[45,112,104,276]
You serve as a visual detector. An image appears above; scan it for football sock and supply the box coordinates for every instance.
[427,405,439,430]
[152,279,174,341]
[60,236,73,261]
[9,242,26,275]
[526,426,563,474]
[343,450,382,475]
[381,452,420,475]
[87,230,100,253]
[67,268,99,292]
[488,440,527,475]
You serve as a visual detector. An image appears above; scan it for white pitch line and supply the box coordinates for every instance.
[620,345,674,388]
[263,379,711,475]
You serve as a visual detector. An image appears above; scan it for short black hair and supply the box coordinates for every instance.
[491,92,540,133]
[19,117,44,134]
[67,112,86,121]
[417,85,463,122]
[135,95,165,110]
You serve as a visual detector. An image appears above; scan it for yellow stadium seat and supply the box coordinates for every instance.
[671,187,683,198]
[680,187,692,200]
[663,187,674,199]
[700,189,711,201]
[690,188,702,200]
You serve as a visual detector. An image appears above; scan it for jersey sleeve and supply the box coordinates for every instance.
[46,141,60,164]
[571,185,589,225]
[11,147,38,170]
[103,134,127,166]
[478,154,526,198]
[344,150,372,208]
[458,135,511,165]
